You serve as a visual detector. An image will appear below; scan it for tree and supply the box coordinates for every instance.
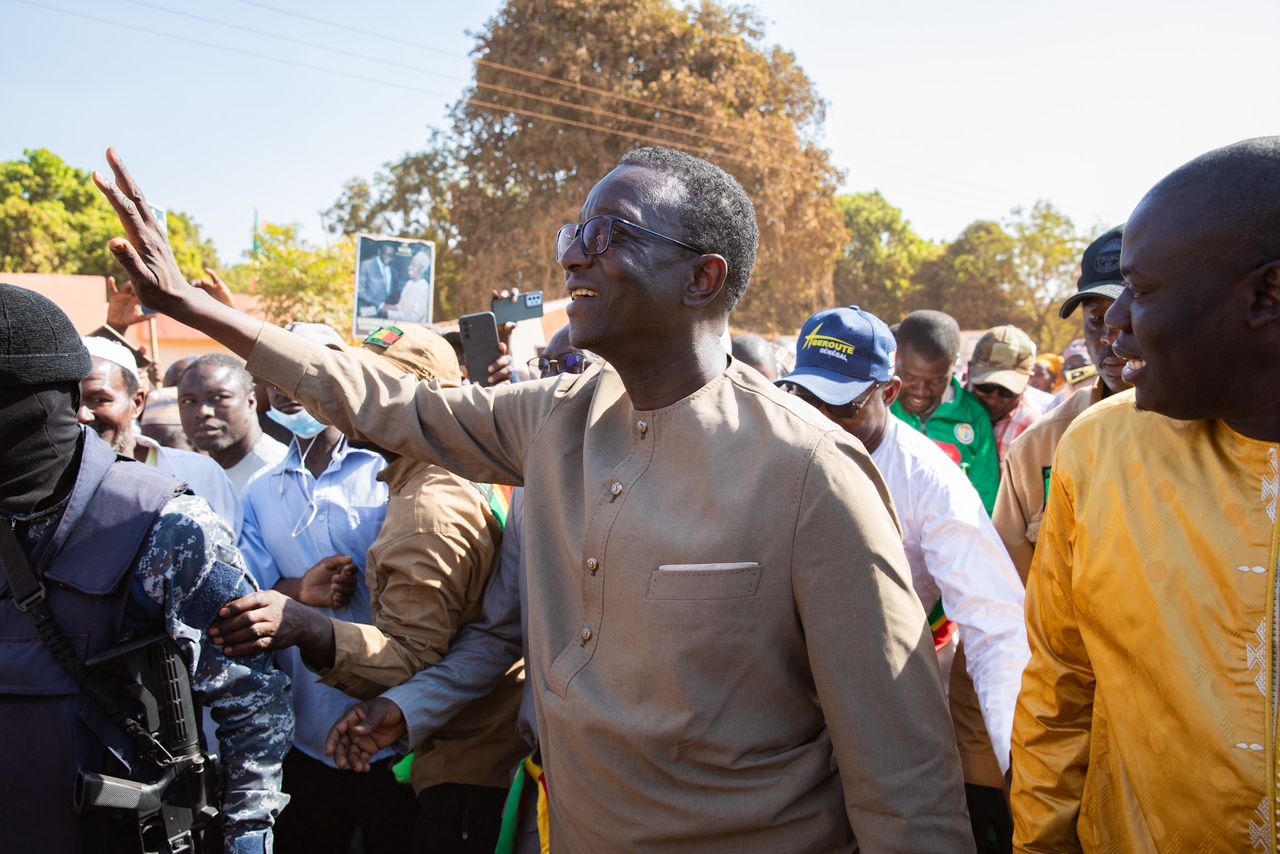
[0,148,119,275]
[434,0,846,332]
[0,149,221,281]
[907,203,1086,352]
[832,192,938,321]
[1005,201,1086,351]
[911,220,1020,331]
[246,223,356,334]
[325,133,465,318]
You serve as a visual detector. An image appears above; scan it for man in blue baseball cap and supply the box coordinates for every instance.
[782,305,1030,854]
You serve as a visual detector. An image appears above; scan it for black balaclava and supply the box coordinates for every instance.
[0,384,84,515]
[0,284,94,516]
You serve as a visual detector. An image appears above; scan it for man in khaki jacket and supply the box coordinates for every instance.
[991,225,1132,581]
[96,145,973,852]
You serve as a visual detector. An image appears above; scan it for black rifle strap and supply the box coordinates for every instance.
[0,522,174,766]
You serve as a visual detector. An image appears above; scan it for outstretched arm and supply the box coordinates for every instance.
[95,148,557,485]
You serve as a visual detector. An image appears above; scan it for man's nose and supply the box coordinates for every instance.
[76,404,94,425]
[1105,287,1133,331]
[558,235,592,275]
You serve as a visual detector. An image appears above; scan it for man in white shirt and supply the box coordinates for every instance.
[178,354,288,493]
[781,305,1030,853]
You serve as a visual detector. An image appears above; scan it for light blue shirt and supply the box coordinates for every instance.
[237,437,388,766]
[135,433,242,537]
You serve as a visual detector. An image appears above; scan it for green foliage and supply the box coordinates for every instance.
[1005,201,1087,351]
[0,148,119,275]
[911,203,1085,350]
[165,210,222,283]
[833,192,939,320]
[912,219,1020,329]
[247,223,356,334]
[0,148,220,281]
[830,195,1088,353]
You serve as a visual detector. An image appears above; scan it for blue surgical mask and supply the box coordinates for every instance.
[267,406,327,439]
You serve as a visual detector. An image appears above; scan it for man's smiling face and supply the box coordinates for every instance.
[558,165,697,364]
[1108,190,1244,420]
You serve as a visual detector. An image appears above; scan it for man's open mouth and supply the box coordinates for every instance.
[570,288,598,300]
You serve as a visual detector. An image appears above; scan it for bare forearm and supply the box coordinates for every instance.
[166,291,264,360]
[268,578,337,667]
[297,613,337,671]
[273,577,302,600]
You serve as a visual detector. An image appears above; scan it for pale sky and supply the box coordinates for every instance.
[4,0,1277,265]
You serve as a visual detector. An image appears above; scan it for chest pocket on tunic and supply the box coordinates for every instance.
[646,562,761,600]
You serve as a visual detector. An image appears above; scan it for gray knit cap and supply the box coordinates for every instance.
[0,284,93,385]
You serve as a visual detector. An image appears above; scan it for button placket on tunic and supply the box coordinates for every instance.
[548,408,655,697]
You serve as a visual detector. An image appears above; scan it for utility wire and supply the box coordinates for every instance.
[215,0,1033,207]
[227,0,800,145]
[116,0,754,155]
[228,0,467,62]
[467,97,810,178]
[119,0,469,82]
[9,0,456,103]
[11,0,805,175]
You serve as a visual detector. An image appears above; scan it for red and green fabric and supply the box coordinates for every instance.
[892,377,1000,514]
[474,482,515,528]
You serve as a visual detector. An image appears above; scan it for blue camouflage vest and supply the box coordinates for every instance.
[0,431,181,854]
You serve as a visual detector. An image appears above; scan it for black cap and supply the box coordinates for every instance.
[1060,224,1125,319]
[0,284,92,385]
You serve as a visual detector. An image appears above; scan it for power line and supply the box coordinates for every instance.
[221,0,1038,206]
[226,0,800,146]
[8,0,790,174]
[115,0,753,156]
[475,59,799,147]
[227,0,467,62]
[12,0,819,181]
[118,0,469,83]
[473,80,747,154]
[9,0,457,103]
[466,97,808,178]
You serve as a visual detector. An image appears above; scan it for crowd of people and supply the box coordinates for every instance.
[0,135,1277,854]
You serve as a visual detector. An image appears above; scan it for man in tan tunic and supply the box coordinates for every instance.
[95,145,972,852]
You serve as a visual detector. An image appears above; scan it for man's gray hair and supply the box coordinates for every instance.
[619,147,759,310]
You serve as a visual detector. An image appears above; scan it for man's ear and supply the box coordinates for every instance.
[1245,261,1280,329]
[132,389,148,422]
[684,255,728,309]
[883,376,904,408]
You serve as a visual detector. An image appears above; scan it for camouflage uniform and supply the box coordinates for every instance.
[15,493,293,854]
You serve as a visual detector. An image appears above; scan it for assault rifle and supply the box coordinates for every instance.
[76,634,221,854]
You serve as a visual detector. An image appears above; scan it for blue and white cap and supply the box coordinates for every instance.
[778,306,895,405]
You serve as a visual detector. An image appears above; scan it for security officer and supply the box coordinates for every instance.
[0,284,292,854]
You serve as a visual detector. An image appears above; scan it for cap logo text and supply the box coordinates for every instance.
[803,323,857,361]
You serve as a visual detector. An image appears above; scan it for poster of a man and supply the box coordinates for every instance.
[353,235,434,336]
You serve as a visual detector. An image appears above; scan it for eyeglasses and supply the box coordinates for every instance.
[971,382,1019,399]
[528,352,593,378]
[786,382,883,419]
[555,215,703,262]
